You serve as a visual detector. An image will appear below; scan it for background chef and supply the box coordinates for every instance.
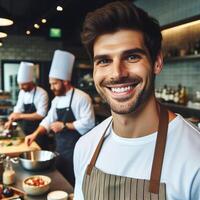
[5,61,49,149]
[25,50,95,186]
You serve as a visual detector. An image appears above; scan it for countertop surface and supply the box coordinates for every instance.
[12,163,73,200]
[0,126,41,157]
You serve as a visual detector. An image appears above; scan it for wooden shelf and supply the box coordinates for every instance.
[161,102,200,118]
[0,95,11,100]
[0,105,12,109]
[164,54,200,62]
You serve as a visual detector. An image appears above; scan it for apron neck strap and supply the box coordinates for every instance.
[149,105,169,194]
[69,88,75,107]
[86,119,112,175]
[31,87,37,103]
[86,104,169,195]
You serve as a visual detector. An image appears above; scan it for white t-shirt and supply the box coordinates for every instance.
[14,86,49,117]
[74,115,200,200]
[40,88,95,134]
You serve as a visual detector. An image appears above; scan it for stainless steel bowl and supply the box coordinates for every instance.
[19,150,57,171]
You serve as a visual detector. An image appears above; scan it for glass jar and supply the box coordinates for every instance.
[3,156,16,185]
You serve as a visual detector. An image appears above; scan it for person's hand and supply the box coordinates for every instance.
[25,132,38,146]
[8,113,22,121]
[50,121,65,133]
[4,121,12,130]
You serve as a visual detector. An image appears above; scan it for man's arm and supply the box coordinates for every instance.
[4,91,24,129]
[14,112,44,121]
[34,88,49,118]
[72,94,95,134]
[9,112,44,121]
[50,121,75,133]
[25,125,47,146]
[190,168,200,200]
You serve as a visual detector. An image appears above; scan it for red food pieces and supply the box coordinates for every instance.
[25,177,45,187]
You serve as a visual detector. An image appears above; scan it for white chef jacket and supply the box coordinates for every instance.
[40,88,95,134]
[14,86,49,117]
[74,115,200,200]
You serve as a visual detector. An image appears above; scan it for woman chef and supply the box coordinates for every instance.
[25,50,95,186]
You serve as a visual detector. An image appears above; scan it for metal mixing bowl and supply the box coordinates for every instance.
[19,150,57,171]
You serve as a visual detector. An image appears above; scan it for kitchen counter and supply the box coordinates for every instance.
[94,102,200,119]
[0,126,40,157]
[13,163,73,200]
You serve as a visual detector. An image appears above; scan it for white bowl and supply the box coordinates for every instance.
[47,190,68,200]
[22,175,51,196]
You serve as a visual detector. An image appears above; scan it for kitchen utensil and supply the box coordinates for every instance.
[17,150,58,171]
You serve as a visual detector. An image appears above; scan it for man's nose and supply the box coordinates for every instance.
[112,60,128,78]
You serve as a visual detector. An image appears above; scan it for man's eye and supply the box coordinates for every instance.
[127,54,141,62]
[96,59,110,65]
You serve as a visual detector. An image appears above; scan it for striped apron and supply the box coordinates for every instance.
[82,105,169,200]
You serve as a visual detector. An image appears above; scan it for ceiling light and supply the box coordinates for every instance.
[0,32,7,38]
[26,30,31,35]
[56,6,63,11]
[0,42,3,47]
[34,24,40,29]
[0,7,14,26]
[41,18,47,23]
[162,19,200,34]
[0,18,13,26]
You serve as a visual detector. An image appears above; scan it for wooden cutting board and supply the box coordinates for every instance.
[0,184,25,200]
[0,139,40,157]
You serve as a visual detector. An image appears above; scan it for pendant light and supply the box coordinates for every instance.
[0,32,7,38]
[0,6,13,26]
[0,27,8,38]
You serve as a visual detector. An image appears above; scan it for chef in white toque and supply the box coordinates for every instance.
[5,61,49,149]
[25,50,95,186]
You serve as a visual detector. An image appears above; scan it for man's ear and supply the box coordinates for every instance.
[153,51,163,75]
[63,80,70,86]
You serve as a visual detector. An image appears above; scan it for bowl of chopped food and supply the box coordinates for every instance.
[22,175,51,196]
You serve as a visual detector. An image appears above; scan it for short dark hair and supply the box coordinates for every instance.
[81,1,162,64]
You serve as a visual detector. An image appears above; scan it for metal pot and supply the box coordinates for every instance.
[17,150,58,171]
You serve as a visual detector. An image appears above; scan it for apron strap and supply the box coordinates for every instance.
[149,105,169,194]
[32,87,37,103]
[86,104,169,195]
[69,88,75,107]
[86,119,112,175]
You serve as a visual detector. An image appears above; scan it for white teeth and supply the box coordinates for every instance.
[111,86,132,93]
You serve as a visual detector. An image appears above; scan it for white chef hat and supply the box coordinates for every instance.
[17,62,34,84]
[49,50,75,81]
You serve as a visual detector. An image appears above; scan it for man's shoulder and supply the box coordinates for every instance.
[76,116,112,149]
[36,86,48,94]
[177,115,200,138]
[169,115,200,159]
[74,88,92,100]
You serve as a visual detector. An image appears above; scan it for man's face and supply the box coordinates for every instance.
[93,29,162,114]
[49,78,66,96]
[19,82,33,92]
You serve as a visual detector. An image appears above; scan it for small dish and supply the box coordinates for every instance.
[47,190,68,200]
[22,175,51,196]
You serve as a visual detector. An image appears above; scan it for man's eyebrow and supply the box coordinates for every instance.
[93,54,108,63]
[122,48,147,56]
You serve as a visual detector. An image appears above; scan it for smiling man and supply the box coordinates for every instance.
[73,1,200,200]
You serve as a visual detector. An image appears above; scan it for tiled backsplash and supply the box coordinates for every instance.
[135,0,200,101]
[155,59,200,99]
[135,0,200,26]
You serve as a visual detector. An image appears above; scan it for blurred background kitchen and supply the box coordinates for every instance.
[0,0,200,127]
